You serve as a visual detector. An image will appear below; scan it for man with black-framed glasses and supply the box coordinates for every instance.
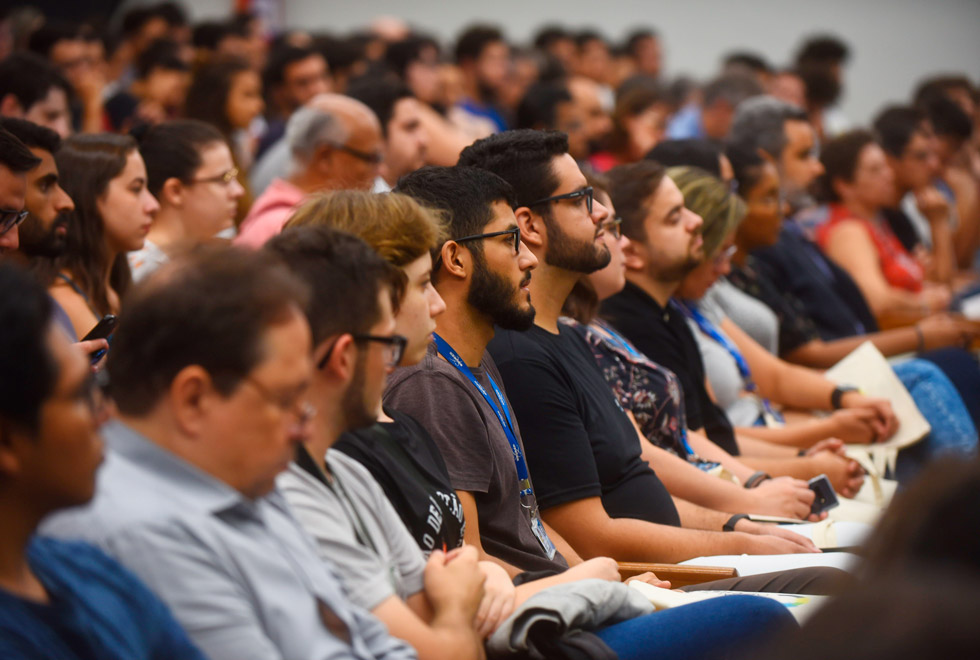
[456,131,852,591]
[0,126,40,256]
[266,224,488,660]
[44,245,419,660]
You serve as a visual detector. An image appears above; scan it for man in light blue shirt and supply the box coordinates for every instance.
[44,246,417,660]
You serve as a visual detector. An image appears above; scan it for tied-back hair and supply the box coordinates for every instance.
[138,119,227,198]
[667,165,746,258]
[284,190,446,303]
[52,133,138,316]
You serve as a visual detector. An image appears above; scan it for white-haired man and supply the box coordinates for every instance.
[236,94,382,248]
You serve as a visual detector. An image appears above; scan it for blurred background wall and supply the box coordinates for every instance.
[125,0,980,124]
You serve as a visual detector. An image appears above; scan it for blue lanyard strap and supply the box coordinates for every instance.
[676,301,784,424]
[432,333,533,497]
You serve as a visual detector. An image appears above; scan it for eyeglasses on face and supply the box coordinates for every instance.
[453,225,521,254]
[317,333,408,370]
[326,141,384,165]
[600,216,623,238]
[0,208,29,236]
[528,186,593,215]
[354,334,408,368]
[243,375,316,427]
[188,167,240,186]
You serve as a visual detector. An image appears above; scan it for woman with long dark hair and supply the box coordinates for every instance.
[45,133,159,338]
[185,56,263,222]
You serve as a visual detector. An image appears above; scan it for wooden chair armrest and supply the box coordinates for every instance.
[617,562,738,588]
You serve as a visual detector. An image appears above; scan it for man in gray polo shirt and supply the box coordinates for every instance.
[44,247,417,660]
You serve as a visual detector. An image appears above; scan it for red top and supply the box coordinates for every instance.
[816,203,924,292]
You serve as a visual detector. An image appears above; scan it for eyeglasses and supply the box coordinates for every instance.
[188,167,240,186]
[528,186,593,215]
[354,334,407,367]
[600,216,622,238]
[243,375,316,427]
[0,208,29,236]
[454,225,521,254]
[326,141,384,165]
[713,244,737,266]
[317,333,408,370]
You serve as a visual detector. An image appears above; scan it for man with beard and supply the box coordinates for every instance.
[0,119,74,261]
[266,226,489,660]
[387,165,567,577]
[603,159,740,457]
[390,165,825,650]
[0,118,82,341]
[452,131,843,578]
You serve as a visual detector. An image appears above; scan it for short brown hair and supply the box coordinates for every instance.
[606,160,667,242]
[285,190,445,297]
[108,246,310,415]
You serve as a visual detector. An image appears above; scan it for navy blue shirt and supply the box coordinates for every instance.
[0,536,205,660]
[752,221,879,341]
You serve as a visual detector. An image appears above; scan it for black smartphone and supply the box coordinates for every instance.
[80,315,117,364]
[808,474,840,515]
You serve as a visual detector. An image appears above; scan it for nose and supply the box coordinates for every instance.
[229,177,246,200]
[429,286,447,318]
[592,198,610,224]
[518,238,538,270]
[686,209,704,232]
[144,190,160,217]
[57,185,75,213]
[811,157,825,177]
[0,224,19,251]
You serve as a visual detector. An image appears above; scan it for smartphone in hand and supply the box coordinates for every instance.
[81,315,117,364]
[808,474,840,515]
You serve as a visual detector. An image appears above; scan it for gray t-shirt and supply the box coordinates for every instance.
[278,448,427,611]
[384,342,567,575]
[689,289,765,427]
[42,420,416,660]
[705,278,780,354]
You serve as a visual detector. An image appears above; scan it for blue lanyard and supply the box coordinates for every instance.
[677,301,784,424]
[432,333,533,497]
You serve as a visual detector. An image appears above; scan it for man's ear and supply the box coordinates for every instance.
[313,144,336,175]
[622,236,647,272]
[756,147,777,168]
[439,241,470,280]
[160,177,185,208]
[515,206,545,249]
[318,333,357,383]
[169,365,217,437]
[0,94,24,118]
[0,420,26,478]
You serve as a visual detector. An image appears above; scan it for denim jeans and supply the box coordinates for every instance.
[596,594,796,660]
[893,358,978,483]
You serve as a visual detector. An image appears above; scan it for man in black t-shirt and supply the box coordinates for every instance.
[457,129,823,565]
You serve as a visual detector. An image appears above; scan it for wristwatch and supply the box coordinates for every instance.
[723,513,749,532]
[830,385,859,410]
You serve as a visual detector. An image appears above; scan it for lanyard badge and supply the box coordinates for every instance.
[433,334,556,559]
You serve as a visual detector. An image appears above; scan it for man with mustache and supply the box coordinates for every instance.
[0,118,84,342]
[0,119,74,261]
[459,130,854,576]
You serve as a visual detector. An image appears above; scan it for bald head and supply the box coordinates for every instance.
[287,93,383,191]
